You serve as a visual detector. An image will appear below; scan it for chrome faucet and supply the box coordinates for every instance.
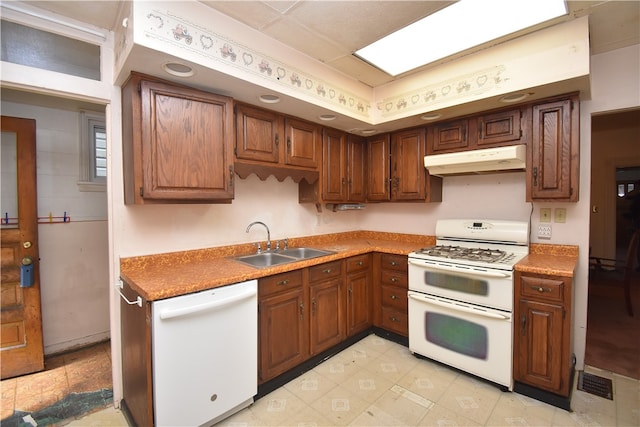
[246,221,271,252]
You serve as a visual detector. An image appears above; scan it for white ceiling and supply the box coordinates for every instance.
[22,0,640,88]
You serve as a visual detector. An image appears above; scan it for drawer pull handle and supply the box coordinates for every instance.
[390,316,398,322]
[531,286,552,293]
[390,295,399,300]
[357,261,363,266]
[323,269,332,274]
[278,280,289,286]
[390,261,398,266]
[391,277,398,283]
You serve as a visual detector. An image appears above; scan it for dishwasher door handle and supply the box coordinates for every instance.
[159,288,257,320]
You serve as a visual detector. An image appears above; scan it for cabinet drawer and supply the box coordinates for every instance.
[380,306,408,336]
[381,285,407,311]
[380,254,407,272]
[520,275,565,303]
[381,270,407,288]
[309,260,343,283]
[347,254,370,273]
[259,270,303,297]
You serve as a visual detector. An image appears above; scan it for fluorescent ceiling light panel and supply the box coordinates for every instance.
[355,0,568,76]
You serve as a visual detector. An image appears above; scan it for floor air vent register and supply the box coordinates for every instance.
[577,371,613,400]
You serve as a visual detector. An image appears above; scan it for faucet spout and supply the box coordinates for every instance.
[246,221,271,251]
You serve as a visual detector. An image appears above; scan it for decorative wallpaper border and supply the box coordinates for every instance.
[377,65,508,118]
[138,7,511,123]
[142,9,371,119]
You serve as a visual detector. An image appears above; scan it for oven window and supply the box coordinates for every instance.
[425,312,488,360]
[424,272,488,296]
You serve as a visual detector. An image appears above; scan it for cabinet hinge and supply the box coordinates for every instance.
[229,165,234,187]
[234,146,237,156]
[570,188,573,196]
[519,129,523,138]
[137,82,141,94]
[139,187,143,197]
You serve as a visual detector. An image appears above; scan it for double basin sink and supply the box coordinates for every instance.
[234,247,335,268]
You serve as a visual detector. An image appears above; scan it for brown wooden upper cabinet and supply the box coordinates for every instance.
[320,129,367,203]
[235,103,321,183]
[122,72,235,204]
[527,94,579,202]
[367,129,442,202]
[427,108,525,155]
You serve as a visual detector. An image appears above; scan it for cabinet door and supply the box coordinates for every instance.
[477,109,522,147]
[235,104,280,163]
[310,278,345,354]
[428,119,469,154]
[515,299,565,394]
[140,80,234,201]
[529,97,578,201]
[391,129,426,201]
[285,118,321,169]
[366,134,391,201]
[259,289,307,383]
[322,129,347,202]
[347,135,367,202]
[346,256,371,336]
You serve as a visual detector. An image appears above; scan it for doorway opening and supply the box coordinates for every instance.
[586,108,640,380]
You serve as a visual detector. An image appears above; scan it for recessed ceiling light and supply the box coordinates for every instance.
[259,94,280,104]
[319,114,336,121]
[420,113,442,121]
[355,0,567,76]
[162,62,194,77]
[500,93,531,103]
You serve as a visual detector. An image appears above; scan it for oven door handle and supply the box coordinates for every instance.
[408,259,510,279]
[408,292,511,320]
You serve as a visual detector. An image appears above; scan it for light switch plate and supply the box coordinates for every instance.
[540,208,551,223]
[555,208,567,223]
[538,224,552,239]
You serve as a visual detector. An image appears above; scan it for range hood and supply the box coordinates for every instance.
[424,145,527,176]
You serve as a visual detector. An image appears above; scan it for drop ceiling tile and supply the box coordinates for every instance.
[327,55,394,87]
[202,1,283,31]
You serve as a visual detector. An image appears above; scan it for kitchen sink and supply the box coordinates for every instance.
[278,247,334,259]
[234,252,296,268]
[233,247,335,268]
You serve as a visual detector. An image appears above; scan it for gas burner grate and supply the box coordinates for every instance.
[418,245,507,263]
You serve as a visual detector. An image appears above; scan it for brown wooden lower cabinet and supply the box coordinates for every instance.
[309,260,345,354]
[258,270,307,383]
[346,254,372,337]
[374,253,409,337]
[513,271,573,398]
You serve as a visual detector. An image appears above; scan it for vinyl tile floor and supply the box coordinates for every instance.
[3,335,639,426]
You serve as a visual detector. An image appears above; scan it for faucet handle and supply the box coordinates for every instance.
[275,240,280,251]
[284,238,289,250]
[254,243,262,254]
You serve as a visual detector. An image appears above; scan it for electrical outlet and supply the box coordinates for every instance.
[538,224,552,239]
[555,208,567,223]
[540,208,551,223]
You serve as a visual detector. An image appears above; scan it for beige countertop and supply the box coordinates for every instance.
[120,231,579,301]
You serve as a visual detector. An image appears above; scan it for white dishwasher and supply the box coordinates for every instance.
[152,279,257,427]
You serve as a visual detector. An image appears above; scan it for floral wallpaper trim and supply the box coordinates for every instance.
[377,65,508,117]
[142,9,371,118]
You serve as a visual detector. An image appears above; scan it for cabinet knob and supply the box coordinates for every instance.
[391,277,398,283]
[390,294,398,300]
[390,261,397,266]
[277,280,289,286]
[357,261,363,266]
[322,268,332,274]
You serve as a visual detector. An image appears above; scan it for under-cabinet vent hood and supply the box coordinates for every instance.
[424,145,527,176]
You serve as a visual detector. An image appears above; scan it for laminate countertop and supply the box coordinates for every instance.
[120,231,579,301]
[120,231,435,301]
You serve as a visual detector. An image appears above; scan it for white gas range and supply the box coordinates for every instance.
[407,219,529,390]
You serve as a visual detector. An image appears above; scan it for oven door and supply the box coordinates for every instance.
[408,291,513,389]
[408,257,513,311]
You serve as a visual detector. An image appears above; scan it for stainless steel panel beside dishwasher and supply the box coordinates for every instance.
[152,280,257,426]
